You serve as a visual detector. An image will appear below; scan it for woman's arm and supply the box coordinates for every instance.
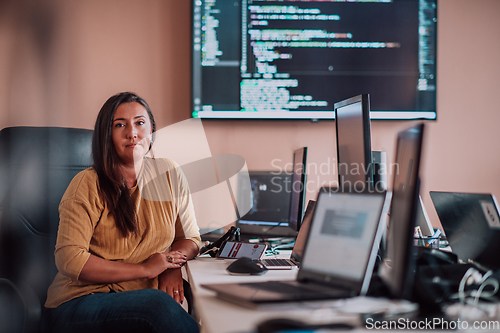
[171,239,199,260]
[158,239,199,303]
[156,160,201,303]
[79,250,186,283]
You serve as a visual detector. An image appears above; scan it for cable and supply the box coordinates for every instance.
[458,267,478,304]
[473,271,499,305]
[199,226,240,257]
[448,267,500,320]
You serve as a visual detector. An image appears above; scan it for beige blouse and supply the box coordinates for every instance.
[45,158,201,308]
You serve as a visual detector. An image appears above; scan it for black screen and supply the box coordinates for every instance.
[192,0,437,120]
[288,147,308,231]
[379,123,424,299]
[335,94,373,192]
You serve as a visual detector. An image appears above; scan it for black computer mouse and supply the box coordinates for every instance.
[226,257,268,275]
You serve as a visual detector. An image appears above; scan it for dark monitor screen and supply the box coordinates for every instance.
[191,0,437,120]
[288,147,308,232]
[335,94,373,192]
[236,171,296,237]
[291,199,316,264]
[378,123,424,299]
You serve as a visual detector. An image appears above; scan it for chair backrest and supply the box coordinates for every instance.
[0,126,93,332]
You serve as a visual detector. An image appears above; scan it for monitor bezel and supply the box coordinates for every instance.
[288,147,308,232]
[335,94,373,192]
[379,123,425,300]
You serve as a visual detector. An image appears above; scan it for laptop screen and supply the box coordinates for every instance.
[299,191,388,294]
[235,171,295,237]
[430,191,500,269]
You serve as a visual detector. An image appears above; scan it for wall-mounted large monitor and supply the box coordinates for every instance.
[191,0,437,120]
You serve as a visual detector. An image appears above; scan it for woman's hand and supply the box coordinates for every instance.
[78,250,187,284]
[142,250,187,279]
[158,267,185,304]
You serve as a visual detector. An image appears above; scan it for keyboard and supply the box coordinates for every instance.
[260,258,295,267]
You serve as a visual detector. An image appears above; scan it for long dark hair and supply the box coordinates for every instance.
[92,92,156,237]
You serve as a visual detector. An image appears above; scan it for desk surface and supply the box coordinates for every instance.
[186,253,500,333]
[186,253,377,333]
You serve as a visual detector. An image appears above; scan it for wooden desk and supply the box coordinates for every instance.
[185,254,362,333]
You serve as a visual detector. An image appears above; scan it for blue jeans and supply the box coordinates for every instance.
[41,289,199,333]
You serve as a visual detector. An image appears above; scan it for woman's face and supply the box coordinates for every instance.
[112,102,153,166]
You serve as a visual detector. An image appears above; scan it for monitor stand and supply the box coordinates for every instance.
[372,151,387,191]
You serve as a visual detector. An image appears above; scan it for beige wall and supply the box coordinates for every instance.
[1,0,499,229]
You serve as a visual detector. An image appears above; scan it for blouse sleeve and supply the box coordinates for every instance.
[54,169,104,280]
[169,160,201,250]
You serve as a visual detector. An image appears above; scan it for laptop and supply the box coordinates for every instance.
[235,171,295,237]
[430,191,500,269]
[202,190,390,308]
[259,200,316,270]
[236,147,308,239]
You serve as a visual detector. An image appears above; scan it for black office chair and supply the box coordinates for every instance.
[0,126,94,332]
[0,126,195,332]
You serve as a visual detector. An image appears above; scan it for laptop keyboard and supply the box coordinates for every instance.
[260,258,295,267]
[240,281,315,294]
[239,281,347,297]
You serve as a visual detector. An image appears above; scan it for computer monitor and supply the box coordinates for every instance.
[291,200,316,264]
[335,94,373,192]
[236,171,296,238]
[191,0,438,120]
[288,147,308,232]
[378,123,425,300]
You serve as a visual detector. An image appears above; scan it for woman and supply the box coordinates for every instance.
[41,92,201,333]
